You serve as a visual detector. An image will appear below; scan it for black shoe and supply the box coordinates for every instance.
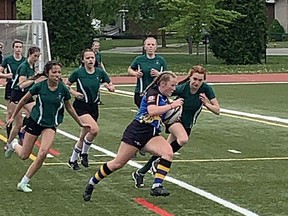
[80,153,89,167]
[83,183,94,201]
[98,101,104,105]
[67,159,81,171]
[131,171,144,188]
[150,186,170,197]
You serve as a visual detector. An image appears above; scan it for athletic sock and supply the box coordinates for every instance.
[20,175,30,185]
[82,137,92,154]
[138,155,158,175]
[170,140,182,153]
[70,144,81,162]
[152,158,172,189]
[89,163,113,185]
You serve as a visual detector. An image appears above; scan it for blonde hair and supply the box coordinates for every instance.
[141,71,177,96]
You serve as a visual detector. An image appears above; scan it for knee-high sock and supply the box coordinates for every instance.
[152,158,172,188]
[82,137,92,154]
[170,140,182,153]
[89,163,113,185]
[138,155,158,175]
[70,144,82,162]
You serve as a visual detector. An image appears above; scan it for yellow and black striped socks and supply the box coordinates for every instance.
[89,163,113,185]
[152,158,172,188]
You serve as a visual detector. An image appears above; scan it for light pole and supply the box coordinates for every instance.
[119,9,129,33]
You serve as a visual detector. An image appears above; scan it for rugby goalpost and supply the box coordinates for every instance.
[0,20,51,72]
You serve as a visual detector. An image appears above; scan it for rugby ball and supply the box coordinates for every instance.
[163,106,183,124]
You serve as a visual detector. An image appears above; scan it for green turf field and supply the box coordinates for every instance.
[0,83,287,216]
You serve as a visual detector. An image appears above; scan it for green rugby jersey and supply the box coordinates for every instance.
[68,67,110,104]
[173,82,216,128]
[29,80,71,127]
[130,54,167,93]
[12,60,35,91]
[95,52,102,68]
[1,55,26,81]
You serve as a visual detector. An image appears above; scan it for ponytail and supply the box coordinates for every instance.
[140,71,176,96]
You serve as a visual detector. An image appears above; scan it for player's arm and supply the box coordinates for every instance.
[66,80,84,100]
[0,65,12,79]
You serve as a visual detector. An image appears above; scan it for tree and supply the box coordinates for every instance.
[17,0,31,19]
[209,0,267,64]
[43,0,94,65]
[159,0,241,61]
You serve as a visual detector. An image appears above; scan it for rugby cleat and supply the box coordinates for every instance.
[132,170,144,188]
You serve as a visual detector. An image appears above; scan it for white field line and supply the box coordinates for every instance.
[113,81,288,88]
[0,103,258,216]
[101,88,288,125]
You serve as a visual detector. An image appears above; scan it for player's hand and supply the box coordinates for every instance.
[171,98,184,109]
[135,71,143,78]
[150,68,160,77]
[199,93,209,106]
[5,117,14,128]
[75,92,84,100]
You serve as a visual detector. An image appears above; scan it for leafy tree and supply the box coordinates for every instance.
[268,19,285,41]
[159,0,241,60]
[16,0,31,19]
[209,0,267,64]
[43,0,94,65]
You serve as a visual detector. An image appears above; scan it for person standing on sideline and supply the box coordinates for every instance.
[67,49,115,171]
[132,65,220,188]
[0,40,26,139]
[5,46,40,151]
[82,72,184,201]
[128,36,168,108]
[92,40,106,105]
[5,60,89,192]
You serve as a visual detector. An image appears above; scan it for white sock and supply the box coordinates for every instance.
[20,175,30,185]
[70,144,81,162]
[152,183,161,189]
[82,137,92,154]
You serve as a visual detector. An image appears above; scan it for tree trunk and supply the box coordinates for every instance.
[161,29,166,48]
[188,36,193,54]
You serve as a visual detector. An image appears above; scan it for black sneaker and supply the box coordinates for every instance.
[80,153,89,167]
[83,183,94,201]
[150,185,170,197]
[67,159,81,171]
[131,171,144,188]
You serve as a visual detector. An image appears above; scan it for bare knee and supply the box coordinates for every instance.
[19,153,30,160]
[161,147,174,161]
[37,149,49,160]
[177,137,189,146]
[108,160,125,171]
[89,126,99,137]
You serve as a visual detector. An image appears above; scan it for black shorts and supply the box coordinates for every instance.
[121,120,160,150]
[4,81,12,100]
[73,99,99,121]
[10,89,34,104]
[134,92,143,108]
[165,122,192,137]
[25,117,56,136]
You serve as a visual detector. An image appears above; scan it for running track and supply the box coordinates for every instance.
[0,73,287,85]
